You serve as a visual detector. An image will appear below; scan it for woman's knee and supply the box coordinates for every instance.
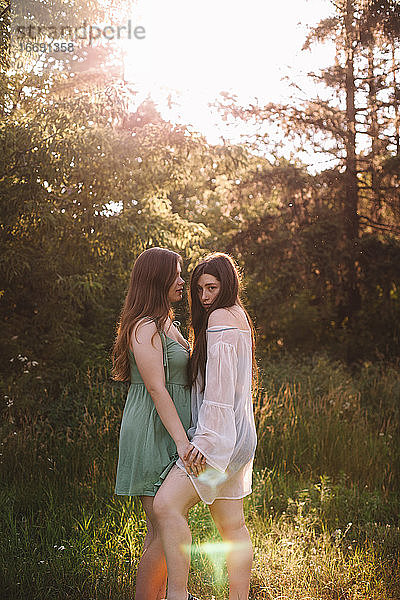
[153,489,178,522]
[210,500,247,538]
[218,516,247,538]
[153,466,200,522]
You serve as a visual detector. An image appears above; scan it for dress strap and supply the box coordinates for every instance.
[160,331,170,382]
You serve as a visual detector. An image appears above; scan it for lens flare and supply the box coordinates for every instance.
[197,467,228,487]
[183,540,251,584]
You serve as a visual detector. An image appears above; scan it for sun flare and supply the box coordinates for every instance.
[121,0,335,144]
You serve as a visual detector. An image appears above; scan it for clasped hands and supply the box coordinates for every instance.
[178,441,206,477]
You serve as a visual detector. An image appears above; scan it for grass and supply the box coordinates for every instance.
[0,353,399,599]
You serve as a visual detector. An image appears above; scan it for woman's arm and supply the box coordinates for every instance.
[186,318,240,474]
[186,308,245,474]
[131,320,193,471]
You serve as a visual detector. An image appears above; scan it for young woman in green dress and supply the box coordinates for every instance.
[111,247,204,600]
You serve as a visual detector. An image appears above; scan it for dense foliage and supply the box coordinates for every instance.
[2,1,400,390]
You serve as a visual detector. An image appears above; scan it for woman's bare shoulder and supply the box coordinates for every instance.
[131,317,158,346]
[207,306,248,330]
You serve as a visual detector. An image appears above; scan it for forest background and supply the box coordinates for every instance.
[1,1,400,599]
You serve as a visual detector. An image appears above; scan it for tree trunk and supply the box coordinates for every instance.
[341,0,361,322]
[368,42,381,221]
[392,43,400,155]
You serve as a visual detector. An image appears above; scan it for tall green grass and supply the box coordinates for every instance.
[1,354,399,599]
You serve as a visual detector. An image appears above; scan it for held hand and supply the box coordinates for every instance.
[185,446,207,477]
[176,440,206,477]
[176,440,197,476]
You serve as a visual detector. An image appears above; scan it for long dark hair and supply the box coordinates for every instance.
[111,247,182,382]
[188,252,257,390]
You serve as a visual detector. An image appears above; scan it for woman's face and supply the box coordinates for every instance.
[196,274,221,309]
[167,262,185,304]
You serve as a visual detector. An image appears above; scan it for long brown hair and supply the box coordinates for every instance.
[111,247,182,382]
[188,252,257,390]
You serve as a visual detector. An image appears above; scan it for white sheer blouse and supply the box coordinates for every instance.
[176,325,257,504]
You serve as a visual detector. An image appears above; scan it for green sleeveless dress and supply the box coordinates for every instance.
[114,328,191,497]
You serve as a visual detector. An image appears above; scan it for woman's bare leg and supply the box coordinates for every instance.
[209,499,253,600]
[135,495,167,600]
[153,466,200,600]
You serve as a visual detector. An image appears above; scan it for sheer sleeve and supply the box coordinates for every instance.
[190,338,238,473]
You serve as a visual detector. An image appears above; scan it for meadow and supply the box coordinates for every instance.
[1,354,399,600]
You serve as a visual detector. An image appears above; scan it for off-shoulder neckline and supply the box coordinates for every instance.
[206,326,251,333]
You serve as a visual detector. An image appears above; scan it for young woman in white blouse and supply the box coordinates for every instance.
[154,252,257,600]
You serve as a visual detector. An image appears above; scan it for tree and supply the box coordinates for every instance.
[212,0,400,325]
[1,66,210,382]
